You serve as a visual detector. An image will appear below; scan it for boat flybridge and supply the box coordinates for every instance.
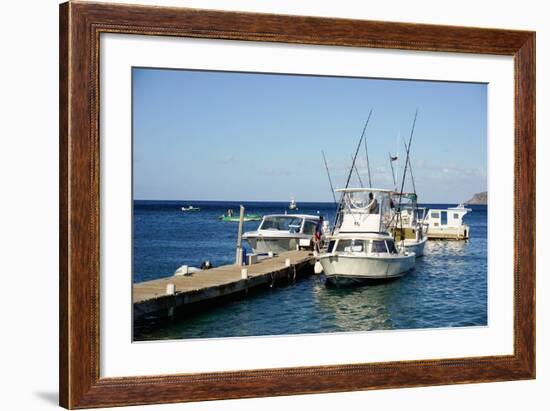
[390,191,428,257]
[243,214,321,254]
[319,188,416,286]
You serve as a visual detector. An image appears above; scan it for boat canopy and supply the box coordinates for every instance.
[391,191,418,201]
[337,189,393,233]
[335,187,392,193]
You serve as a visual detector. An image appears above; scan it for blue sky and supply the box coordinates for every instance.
[133,68,487,203]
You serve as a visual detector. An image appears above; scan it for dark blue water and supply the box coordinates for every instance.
[133,200,487,340]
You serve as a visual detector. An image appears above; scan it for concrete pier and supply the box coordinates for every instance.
[133,250,315,322]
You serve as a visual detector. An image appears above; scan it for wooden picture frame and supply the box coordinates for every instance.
[59,1,535,408]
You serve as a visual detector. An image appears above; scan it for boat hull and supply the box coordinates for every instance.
[401,237,427,257]
[426,225,469,240]
[320,253,415,286]
[244,235,310,254]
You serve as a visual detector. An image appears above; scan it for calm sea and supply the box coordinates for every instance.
[133,200,487,340]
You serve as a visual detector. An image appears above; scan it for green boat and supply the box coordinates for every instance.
[218,213,262,222]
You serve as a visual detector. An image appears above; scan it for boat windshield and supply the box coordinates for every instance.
[336,239,366,252]
[260,216,303,233]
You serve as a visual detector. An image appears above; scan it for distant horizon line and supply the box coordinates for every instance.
[133,198,481,205]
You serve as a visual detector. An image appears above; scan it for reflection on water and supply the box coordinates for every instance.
[133,202,487,340]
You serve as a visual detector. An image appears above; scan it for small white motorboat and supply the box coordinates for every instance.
[243,214,321,254]
[319,188,415,286]
[181,206,200,212]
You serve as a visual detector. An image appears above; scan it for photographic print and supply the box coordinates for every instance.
[60,4,535,406]
[132,68,488,341]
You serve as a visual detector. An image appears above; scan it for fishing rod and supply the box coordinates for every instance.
[351,155,365,188]
[322,150,338,205]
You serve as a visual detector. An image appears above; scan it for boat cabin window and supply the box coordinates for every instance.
[303,221,317,235]
[260,216,303,233]
[386,240,398,254]
[327,240,336,253]
[453,213,459,219]
[431,211,440,219]
[371,240,388,253]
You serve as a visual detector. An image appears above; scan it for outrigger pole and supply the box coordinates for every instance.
[322,150,338,205]
[364,130,373,187]
[402,137,417,195]
[397,109,418,218]
[344,109,373,189]
[394,110,418,247]
[351,155,365,188]
[334,109,374,229]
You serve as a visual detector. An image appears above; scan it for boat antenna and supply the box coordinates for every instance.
[351,155,365,188]
[321,150,338,205]
[364,130,373,187]
[402,137,417,194]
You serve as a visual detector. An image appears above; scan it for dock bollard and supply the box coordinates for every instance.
[166,283,176,295]
[241,268,248,279]
[174,265,189,276]
[285,258,291,267]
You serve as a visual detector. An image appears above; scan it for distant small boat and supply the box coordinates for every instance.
[181,206,200,212]
[289,197,298,210]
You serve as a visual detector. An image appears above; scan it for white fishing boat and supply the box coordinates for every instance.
[243,214,321,254]
[319,188,415,286]
[390,192,428,257]
[289,197,298,210]
[425,203,471,240]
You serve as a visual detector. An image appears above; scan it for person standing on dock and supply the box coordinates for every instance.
[314,216,324,253]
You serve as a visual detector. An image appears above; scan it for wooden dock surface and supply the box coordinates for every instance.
[133,250,314,320]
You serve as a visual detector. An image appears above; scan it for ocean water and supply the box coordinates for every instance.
[133,200,487,340]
